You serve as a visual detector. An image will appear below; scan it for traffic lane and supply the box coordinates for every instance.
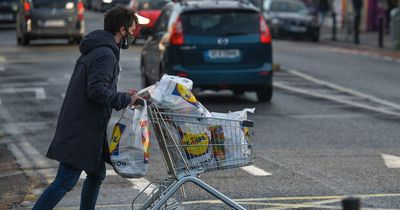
[273,40,400,104]
[0,10,103,48]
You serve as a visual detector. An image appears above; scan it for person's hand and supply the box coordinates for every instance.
[127,88,138,96]
[129,94,143,106]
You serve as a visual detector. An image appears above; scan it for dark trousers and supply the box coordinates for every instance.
[32,162,106,210]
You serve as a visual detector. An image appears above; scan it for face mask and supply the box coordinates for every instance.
[120,29,135,50]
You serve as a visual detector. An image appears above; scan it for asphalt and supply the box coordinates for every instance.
[0,145,30,210]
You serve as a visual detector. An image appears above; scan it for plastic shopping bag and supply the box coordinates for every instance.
[147,74,211,117]
[208,108,255,167]
[109,103,150,178]
[180,129,213,167]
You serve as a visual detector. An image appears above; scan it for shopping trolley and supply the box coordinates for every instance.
[132,103,254,210]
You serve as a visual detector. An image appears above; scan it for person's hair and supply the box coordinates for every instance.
[104,5,138,35]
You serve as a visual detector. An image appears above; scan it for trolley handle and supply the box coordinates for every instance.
[127,98,147,110]
[134,98,146,106]
[242,120,254,128]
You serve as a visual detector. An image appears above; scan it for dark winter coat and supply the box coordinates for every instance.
[47,30,131,176]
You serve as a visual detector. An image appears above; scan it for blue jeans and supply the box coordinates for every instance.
[33,162,106,210]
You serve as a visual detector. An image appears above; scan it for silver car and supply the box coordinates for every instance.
[16,0,85,45]
[0,0,19,23]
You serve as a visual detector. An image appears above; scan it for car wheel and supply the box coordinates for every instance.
[21,35,30,46]
[233,89,244,95]
[312,34,319,42]
[257,86,273,102]
[75,37,83,44]
[140,64,151,88]
[17,36,22,45]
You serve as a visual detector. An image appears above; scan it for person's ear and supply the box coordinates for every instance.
[119,26,125,36]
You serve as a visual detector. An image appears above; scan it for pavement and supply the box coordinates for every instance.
[319,20,400,60]
[1,17,400,210]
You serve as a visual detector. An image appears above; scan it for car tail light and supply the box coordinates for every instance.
[258,71,270,76]
[259,15,272,44]
[24,1,31,21]
[77,2,84,21]
[170,17,184,45]
[177,72,188,77]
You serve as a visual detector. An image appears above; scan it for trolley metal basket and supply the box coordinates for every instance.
[132,103,254,210]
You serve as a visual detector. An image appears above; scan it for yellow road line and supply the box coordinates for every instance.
[184,193,400,204]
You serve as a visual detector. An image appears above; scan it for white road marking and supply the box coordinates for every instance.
[287,69,400,110]
[0,87,46,99]
[276,68,400,118]
[275,82,400,118]
[0,66,5,71]
[241,165,272,176]
[381,154,400,168]
[0,55,5,63]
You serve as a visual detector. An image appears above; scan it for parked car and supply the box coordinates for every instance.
[141,0,273,102]
[82,0,91,9]
[16,0,85,45]
[129,0,169,41]
[250,0,319,41]
[0,0,19,23]
[90,0,130,12]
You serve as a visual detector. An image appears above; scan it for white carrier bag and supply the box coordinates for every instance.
[109,102,150,178]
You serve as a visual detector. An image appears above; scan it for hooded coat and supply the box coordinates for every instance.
[47,30,131,176]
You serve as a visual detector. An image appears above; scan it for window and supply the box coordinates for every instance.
[181,10,259,36]
[138,0,168,10]
[269,1,308,13]
[153,7,172,32]
[32,0,75,8]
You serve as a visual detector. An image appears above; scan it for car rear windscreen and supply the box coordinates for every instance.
[32,0,75,8]
[138,0,168,10]
[270,1,308,13]
[181,10,259,36]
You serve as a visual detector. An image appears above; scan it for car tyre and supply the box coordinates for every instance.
[17,36,22,45]
[140,64,151,88]
[233,89,244,95]
[312,34,319,42]
[257,86,273,102]
[75,36,83,44]
[21,34,30,46]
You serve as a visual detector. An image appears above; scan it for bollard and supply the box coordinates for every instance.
[391,6,400,51]
[378,16,384,48]
[332,12,337,41]
[342,197,360,210]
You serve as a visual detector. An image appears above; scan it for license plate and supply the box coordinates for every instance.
[0,14,13,21]
[208,49,240,59]
[289,26,307,32]
[44,20,65,27]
